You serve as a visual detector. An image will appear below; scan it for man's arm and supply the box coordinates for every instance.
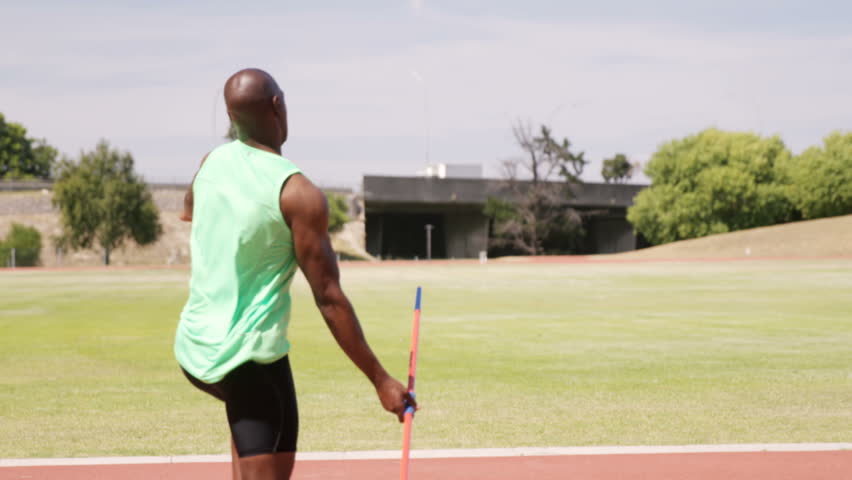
[179,153,210,222]
[281,174,415,422]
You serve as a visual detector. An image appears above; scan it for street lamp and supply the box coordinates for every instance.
[425,224,434,260]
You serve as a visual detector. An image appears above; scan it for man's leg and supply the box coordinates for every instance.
[180,364,296,480]
[231,440,243,480]
[181,368,245,477]
[222,357,299,480]
[237,452,296,480]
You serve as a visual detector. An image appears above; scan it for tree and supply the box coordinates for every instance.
[326,192,350,233]
[601,153,634,183]
[485,122,586,255]
[52,140,162,265]
[0,223,42,267]
[0,113,57,179]
[780,131,852,219]
[30,138,58,178]
[627,128,794,245]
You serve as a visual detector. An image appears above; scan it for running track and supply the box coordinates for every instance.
[2,445,850,480]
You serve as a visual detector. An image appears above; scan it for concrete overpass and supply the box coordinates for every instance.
[363,176,646,259]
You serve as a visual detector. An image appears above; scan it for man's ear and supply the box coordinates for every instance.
[273,94,288,143]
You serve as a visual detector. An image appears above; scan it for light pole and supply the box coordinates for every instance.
[425,224,434,260]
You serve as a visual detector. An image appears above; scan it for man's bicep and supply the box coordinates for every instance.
[287,182,340,300]
[294,225,342,307]
[293,219,332,274]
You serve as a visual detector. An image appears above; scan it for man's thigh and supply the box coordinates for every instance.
[220,356,299,456]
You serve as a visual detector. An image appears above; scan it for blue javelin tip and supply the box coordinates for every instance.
[415,286,422,310]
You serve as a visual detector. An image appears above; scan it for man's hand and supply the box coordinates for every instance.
[375,375,417,423]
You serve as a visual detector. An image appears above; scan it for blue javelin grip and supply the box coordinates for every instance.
[404,392,417,417]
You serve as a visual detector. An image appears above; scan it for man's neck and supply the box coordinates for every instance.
[242,138,282,156]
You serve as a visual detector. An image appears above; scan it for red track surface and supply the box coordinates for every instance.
[2,451,850,480]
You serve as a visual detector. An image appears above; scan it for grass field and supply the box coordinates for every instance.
[1,259,851,458]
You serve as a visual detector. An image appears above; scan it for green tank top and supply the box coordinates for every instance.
[175,140,302,383]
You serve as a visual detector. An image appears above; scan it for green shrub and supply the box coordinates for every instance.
[326,193,350,234]
[627,129,795,245]
[1,223,42,267]
[779,131,852,219]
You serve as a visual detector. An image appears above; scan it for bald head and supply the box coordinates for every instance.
[224,68,288,150]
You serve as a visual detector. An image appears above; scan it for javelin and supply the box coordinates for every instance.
[400,286,422,480]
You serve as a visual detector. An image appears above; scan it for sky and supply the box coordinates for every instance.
[2,0,851,188]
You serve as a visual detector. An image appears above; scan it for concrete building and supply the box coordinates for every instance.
[363,175,646,259]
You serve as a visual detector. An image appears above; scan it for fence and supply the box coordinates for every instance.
[0,180,53,192]
[0,246,43,268]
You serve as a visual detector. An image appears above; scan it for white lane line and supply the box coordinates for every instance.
[2,444,850,467]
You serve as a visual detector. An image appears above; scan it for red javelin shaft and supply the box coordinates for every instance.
[400,287,422,480]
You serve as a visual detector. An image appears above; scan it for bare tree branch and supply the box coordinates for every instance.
[487,121,586,255]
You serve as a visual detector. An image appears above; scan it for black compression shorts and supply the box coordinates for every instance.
[182,356,298,457]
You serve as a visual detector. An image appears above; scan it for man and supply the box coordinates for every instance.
[175,68,414,480]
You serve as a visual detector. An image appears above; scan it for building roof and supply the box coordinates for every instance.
[363,175,646,210]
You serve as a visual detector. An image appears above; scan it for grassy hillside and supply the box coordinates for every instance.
[616,215,852,260]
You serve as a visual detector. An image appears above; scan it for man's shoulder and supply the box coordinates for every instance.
[281,173,322,203]
[198,141,238,169]
[280,173,327,224]
[210,140,240,156]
